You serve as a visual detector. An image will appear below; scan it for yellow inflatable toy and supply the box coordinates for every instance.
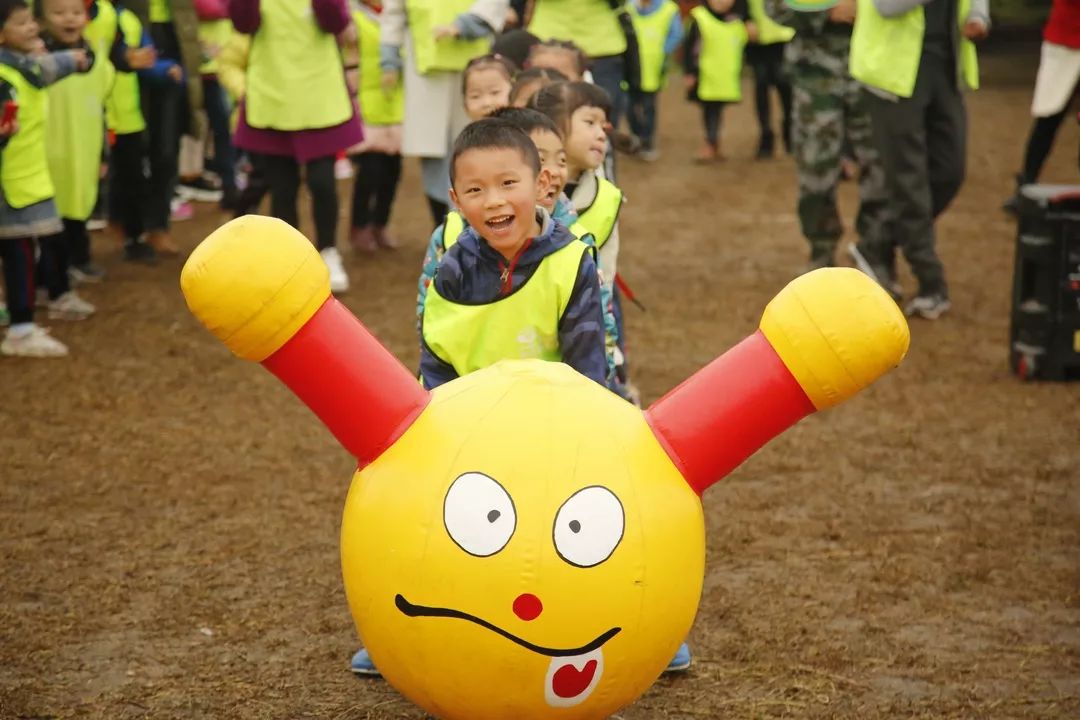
[181,216,909,720]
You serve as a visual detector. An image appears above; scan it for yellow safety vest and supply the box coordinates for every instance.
[46,52,114,220]
[0,64,52,208]
[149,0,172,23]
[747,0,795,45]
[354,9,403,125]
[405,0,490,74]
[530,0,627,58]
[630,1,680,93]
[575,177,623,250]
[850,0,978,98]
[690,7,748,102]
[199,19,234,75]
[107,8,146,134]
[422,239,590,379]
[246,0,352,130]
[85,0,119,56]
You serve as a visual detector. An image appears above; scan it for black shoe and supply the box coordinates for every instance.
[220,187,240,212]
[124,238,158,265]
[756,134,774,160]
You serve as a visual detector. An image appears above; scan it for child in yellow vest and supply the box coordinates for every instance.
[683,0,757,162]
[39,0,115,297]
[347,0,404,253]
[746,0,793,157]
[192,0,237,208]
[106,1,179,263]
[628,0,683,161]
[0,0,91,356]
[532,81,634,388]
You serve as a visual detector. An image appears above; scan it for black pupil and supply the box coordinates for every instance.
[569,520,581,533]
[487,510,501,523]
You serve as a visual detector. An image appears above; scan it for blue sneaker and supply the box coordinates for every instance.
[664,642,692,673]
[349,647,382,677]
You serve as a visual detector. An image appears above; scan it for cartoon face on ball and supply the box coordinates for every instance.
[340,363,705,720]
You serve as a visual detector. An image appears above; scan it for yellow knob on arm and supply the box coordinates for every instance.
[180,215,332,362]
[759,268,910,410]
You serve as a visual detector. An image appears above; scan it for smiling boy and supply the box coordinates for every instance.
[419,117,607,391]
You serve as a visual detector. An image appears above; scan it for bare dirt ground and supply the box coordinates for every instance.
[1,38,1078,720]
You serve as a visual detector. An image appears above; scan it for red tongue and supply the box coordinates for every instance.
[552,659,598,699]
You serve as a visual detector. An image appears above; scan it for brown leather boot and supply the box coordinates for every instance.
[147,230,181,256]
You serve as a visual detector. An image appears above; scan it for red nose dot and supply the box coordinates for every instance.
[513,593,543,621]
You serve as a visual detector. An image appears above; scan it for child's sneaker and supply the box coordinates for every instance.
[177,174,224,203]
[664,642,692,673]
[320,247,350,294]
[1,324,69,357]
[349,647,381,677]
[170,197,195,222]
[694,142,718,163]
[905,294,951,320]
[123,237,158,264]
[47,291,96,321]
[86,217,108,232]
[69,262,106,284]
[334,155,354,180]
[638,148,659,163]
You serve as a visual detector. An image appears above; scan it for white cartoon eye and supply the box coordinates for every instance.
[444,472,517,557]
[553,486,624,568]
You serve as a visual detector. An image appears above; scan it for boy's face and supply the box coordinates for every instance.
[450,146,550,260]
[464,67,511,121]
[707,0,736,14]
[41,0,86,45]
[0,6,40,52]
[527,47,581,82]
[565,106,608,174]
[530,128,567,212]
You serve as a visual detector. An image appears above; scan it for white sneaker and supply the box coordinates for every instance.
[1,325,69,357]
[904,295,951,320]
[321,247,350,294]
[48,291,96,321]
[334,156,354,180]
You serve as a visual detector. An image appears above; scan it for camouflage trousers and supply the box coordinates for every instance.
[791,68,888,264]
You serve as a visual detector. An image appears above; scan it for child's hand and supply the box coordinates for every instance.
[683,74,697,91]
[432,24,459,41]
[345,67,359,96]
[381,69,400,93]
[71,49,90,70]
[126,46,157,69]
[828,0,856,24]
[745,20,759,43]
[167,64,184,83]
[0,119,18,137]
[962,18,989,40]
[29,38,46,56]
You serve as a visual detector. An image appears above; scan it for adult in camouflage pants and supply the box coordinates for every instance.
[768,0,889,274]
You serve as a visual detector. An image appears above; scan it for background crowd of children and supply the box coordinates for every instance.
[0,0,1000,362]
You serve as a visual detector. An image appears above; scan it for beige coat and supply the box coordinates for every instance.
[380,0,509,158]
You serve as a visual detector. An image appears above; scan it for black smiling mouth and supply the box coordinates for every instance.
[395,594,621,658]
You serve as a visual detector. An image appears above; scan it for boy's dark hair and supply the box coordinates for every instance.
[0,0,29,27]
[530,81,612,138]
[508,67,568,106]
[488,106,563,141]
[450,118,542,187]
[462,53,518,95]
[527,39,589,76]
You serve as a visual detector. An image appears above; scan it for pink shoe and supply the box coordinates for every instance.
[170,198,194,222]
